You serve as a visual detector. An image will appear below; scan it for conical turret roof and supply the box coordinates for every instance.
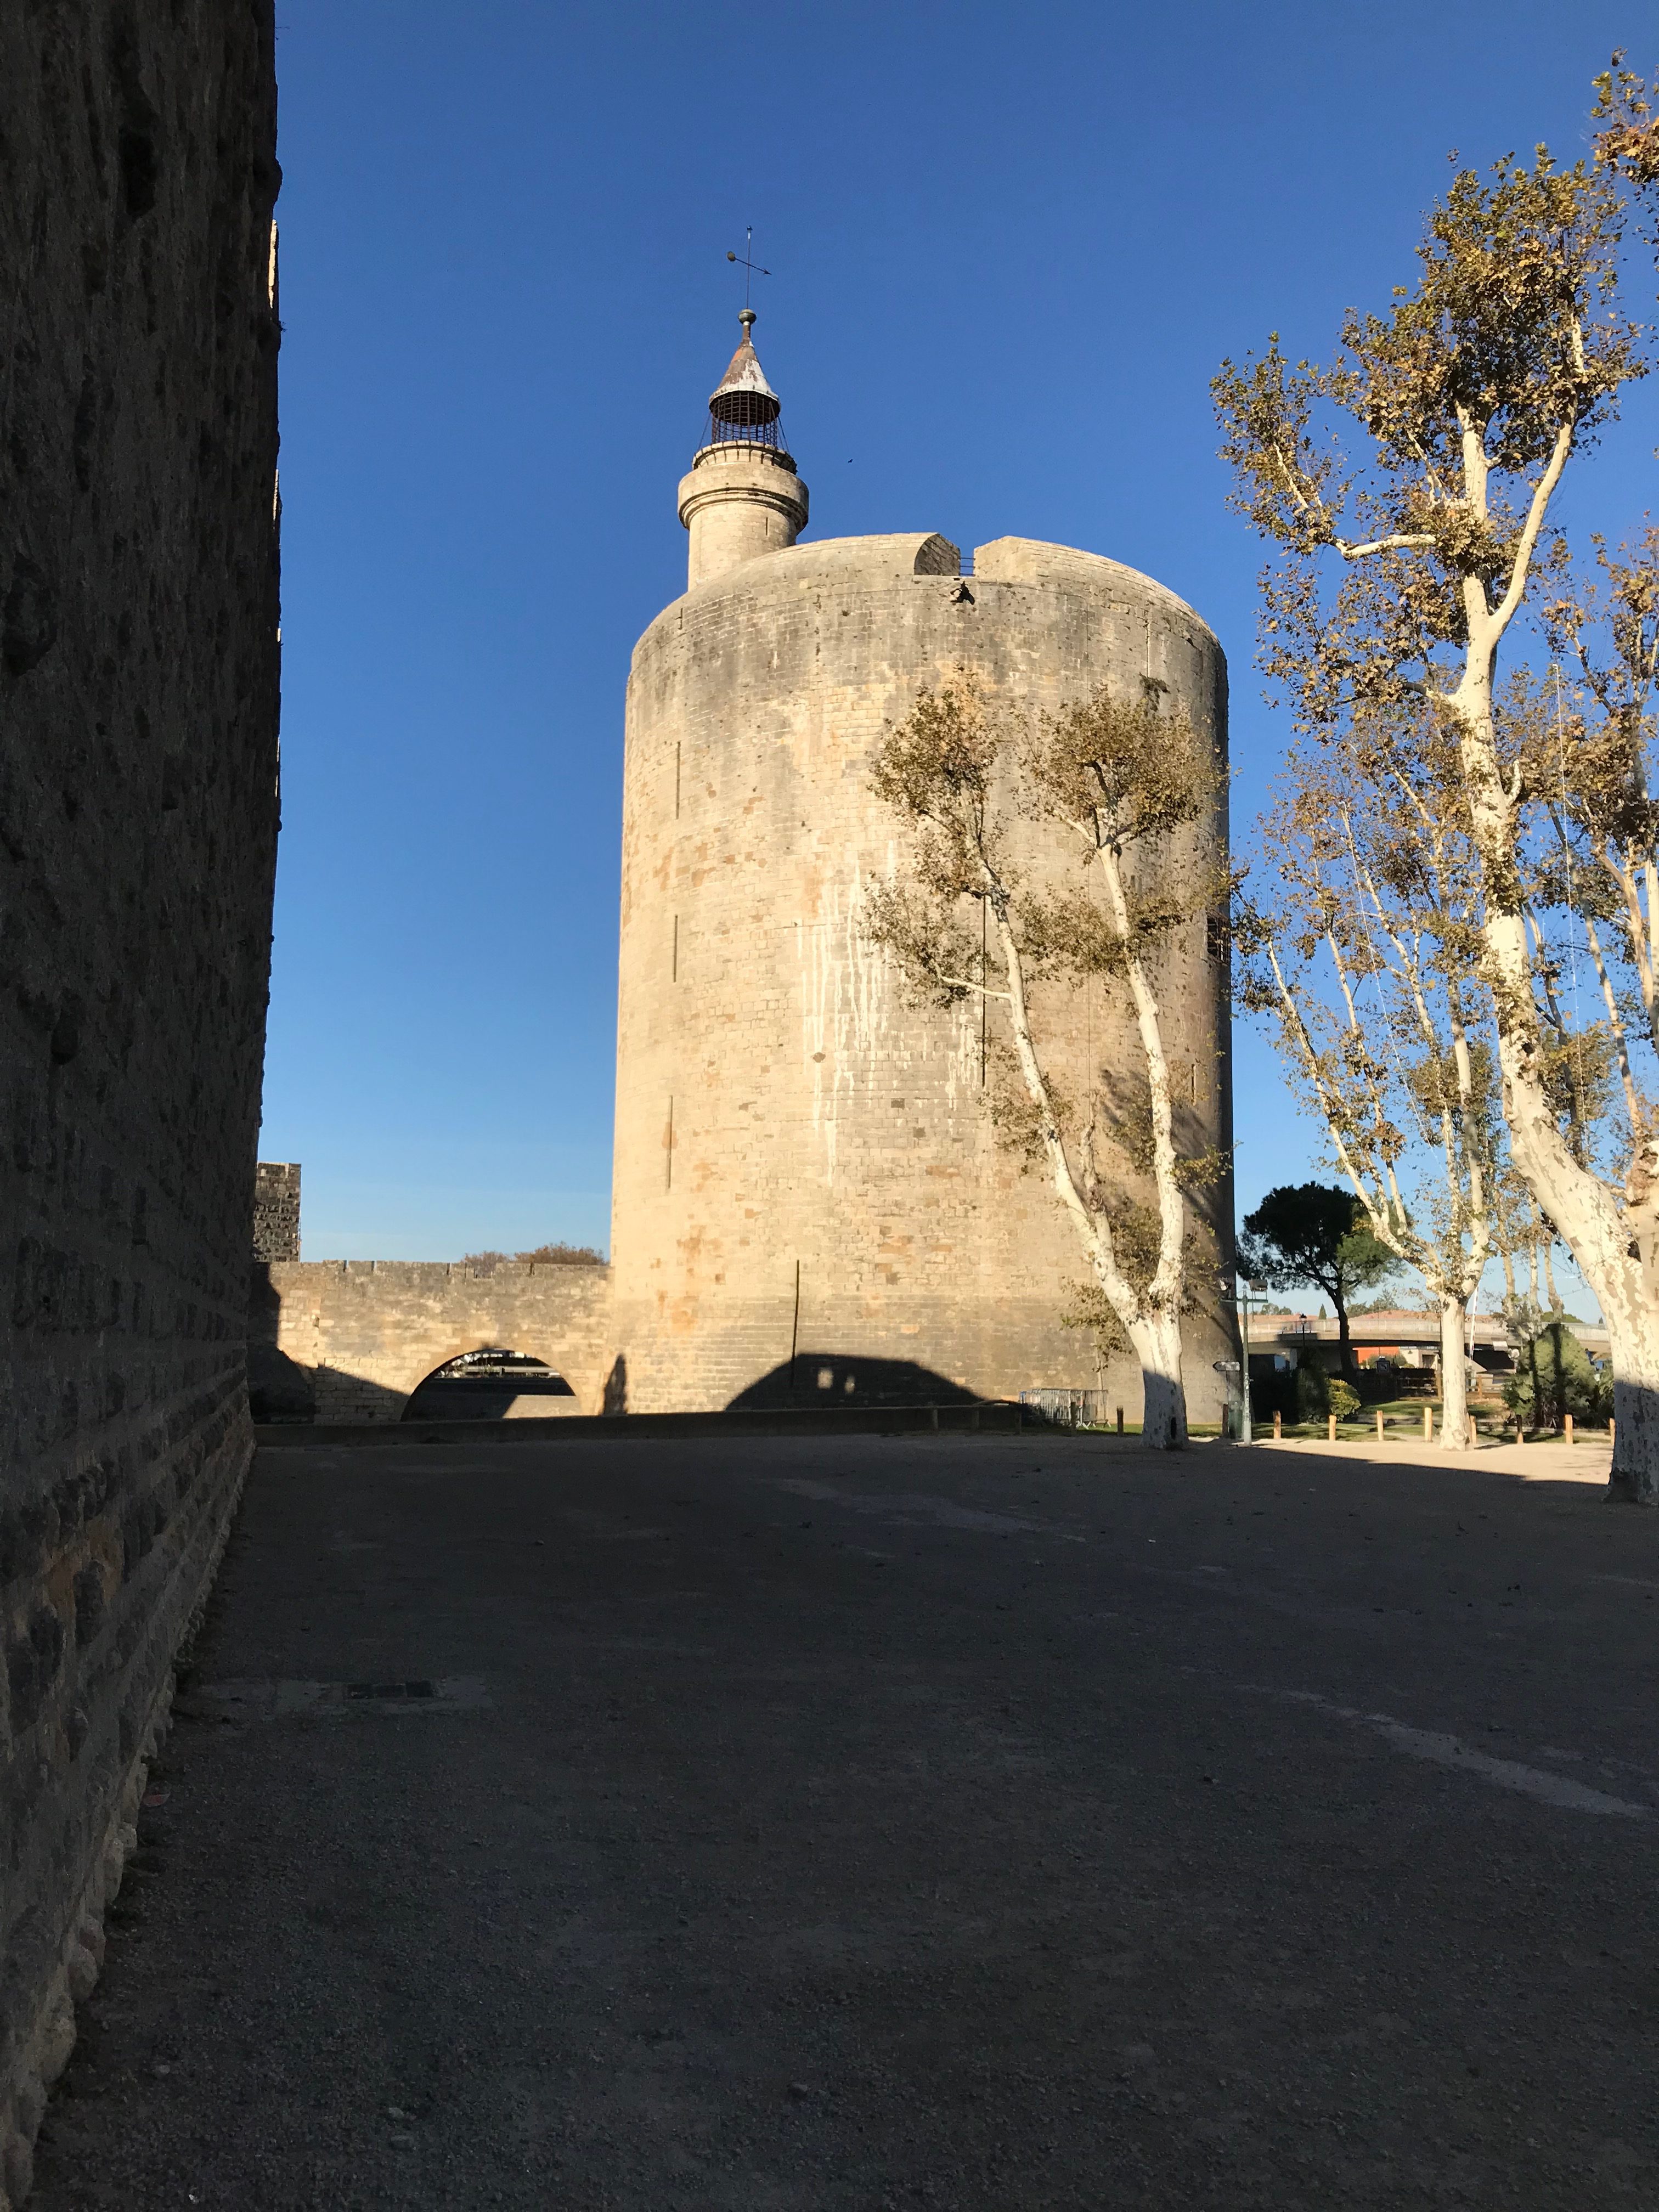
[708,309,781,427]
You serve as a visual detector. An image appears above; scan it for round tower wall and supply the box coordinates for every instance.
[610,533,1233,1418]
[678,448,810,588]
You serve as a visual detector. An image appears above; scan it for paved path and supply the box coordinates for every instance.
[31,1432,1659,2209]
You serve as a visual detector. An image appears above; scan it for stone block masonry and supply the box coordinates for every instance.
[252,1163,300,1262]
[252,1261,615,1421]
[611,531,1233,1418]
[0,6,281,2202]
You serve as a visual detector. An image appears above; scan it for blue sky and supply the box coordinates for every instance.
[261,0,1657,1288]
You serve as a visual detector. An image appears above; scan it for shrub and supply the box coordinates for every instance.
[1503,1321,1610,1431]
[1249,1363,1335,1424]
[459,1243,606,1273]
[1327,1376,1361,1422]
[1294,1364,1331,1422]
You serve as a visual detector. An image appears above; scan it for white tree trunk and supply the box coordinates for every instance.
[1498,1030,1659,1501]
[1458,736,1659,1502]
[1128,1312,1187,1449]
[1429,421,1659,1502]
[990,895,1193,1455]
[1601,1290,1659,1504]
[1437,1300,1472,1450]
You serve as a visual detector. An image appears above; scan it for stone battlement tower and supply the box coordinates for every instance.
[610,312,1233,1417]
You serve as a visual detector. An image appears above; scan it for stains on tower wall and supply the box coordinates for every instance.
[0,5,281,2195]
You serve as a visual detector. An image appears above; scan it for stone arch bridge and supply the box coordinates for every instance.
[250,1260,616,1423]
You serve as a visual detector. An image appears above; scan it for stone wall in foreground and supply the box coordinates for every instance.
[0,6,281,2200]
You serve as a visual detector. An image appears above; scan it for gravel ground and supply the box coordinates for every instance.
[29,1429,1659,2209]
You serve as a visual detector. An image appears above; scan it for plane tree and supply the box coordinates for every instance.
[1239,1181,1398,1381]
[1214,81,1659,1494]
[1238,719,1541,1443]
[865,675,1226,1448]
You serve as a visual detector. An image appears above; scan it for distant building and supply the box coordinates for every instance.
[1245,1308,1608,1386]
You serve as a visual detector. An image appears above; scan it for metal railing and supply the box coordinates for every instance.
[1019,1389,1116,1430]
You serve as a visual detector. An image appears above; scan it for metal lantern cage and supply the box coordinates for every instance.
[701,386,794,466]
[697,311,795,469]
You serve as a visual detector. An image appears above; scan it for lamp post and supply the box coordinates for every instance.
[1213,1357,1242,1437]
[1235,1277,1267,1445]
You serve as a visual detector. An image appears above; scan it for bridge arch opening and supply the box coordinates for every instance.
[400,1346,580,1423]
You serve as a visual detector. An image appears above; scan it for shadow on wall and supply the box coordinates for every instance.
[247,1265,315,1421]
[246,1263,411,1424]
[246,1350,406,1424]
[727,1353,980,1410]
[247,1336,318,1423]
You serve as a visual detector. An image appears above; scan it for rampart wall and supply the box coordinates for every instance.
[252,1262,616,1421]
[0,7,281,2197]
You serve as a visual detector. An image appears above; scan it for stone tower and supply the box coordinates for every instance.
[609,313,1233,1417]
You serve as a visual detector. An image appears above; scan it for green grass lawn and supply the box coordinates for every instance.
[1260,1394,1610,1442]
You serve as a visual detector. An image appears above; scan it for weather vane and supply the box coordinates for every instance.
[726,227,771,311]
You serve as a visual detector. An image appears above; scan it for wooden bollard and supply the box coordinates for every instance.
[1566,1413,1575,1446]
[1327,1413,1337,1443]
[1423,1403,1434,1442]
[1116,1406,1124,1436]
[1273,1408,1283,1442]
[1375,1409,1385,1443]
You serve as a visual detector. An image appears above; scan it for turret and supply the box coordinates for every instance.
[677,309,809,588]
